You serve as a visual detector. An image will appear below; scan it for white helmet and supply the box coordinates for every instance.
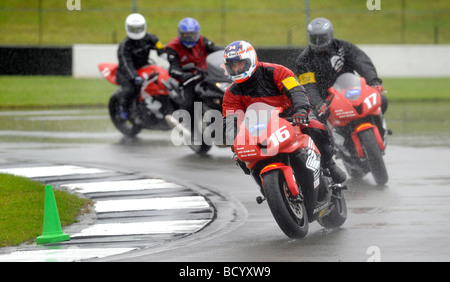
[223,41,258,83]
[125,13,147,40]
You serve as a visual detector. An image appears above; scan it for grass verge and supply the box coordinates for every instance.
[0,76,116,109]
[0,173,92,248]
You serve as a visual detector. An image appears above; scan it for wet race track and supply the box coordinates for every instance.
[0,108,449,262]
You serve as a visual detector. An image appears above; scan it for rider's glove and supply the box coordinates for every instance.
[291,109,310,126]
[372,83,386,94]
[133,76,144,85]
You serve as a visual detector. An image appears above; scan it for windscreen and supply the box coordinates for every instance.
[332,73,362,101]
[244,103,276,137]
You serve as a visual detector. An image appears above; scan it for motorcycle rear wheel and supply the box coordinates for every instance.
[317,188,347,229]
[359,129,388,186]
[262,170,309,239]
[109,91,142,137]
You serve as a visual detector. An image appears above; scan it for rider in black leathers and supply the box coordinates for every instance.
[295,17,388,122]
[116,13,165,119]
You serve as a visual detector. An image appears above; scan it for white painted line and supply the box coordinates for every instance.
[61,179,183,194]
[95,196,210,213]
[72,220,210,237]
[0,165,111,178]
[0,247,136,262]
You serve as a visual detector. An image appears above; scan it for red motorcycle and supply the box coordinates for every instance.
[232,102,347,238]
[98,61,177,137]
[325,73,390,186]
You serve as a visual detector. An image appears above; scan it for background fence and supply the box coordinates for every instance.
[1,0,450,47]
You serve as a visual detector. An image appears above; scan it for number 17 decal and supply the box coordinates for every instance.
[364,93,378,109]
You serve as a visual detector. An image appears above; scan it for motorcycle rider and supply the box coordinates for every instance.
[222,40,346,184]
[295,17,388,121]
[165,17,222,114]
[116,13,165,120]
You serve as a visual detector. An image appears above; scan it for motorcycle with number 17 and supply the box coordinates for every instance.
[324,73,391,186]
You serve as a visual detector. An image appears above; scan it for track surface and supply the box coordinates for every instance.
[0,109,449,262]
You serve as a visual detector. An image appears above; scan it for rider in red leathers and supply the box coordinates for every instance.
[165,17,222,113]
[222,40,346,184]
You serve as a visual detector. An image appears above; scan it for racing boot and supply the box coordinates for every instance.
[323,160,347,183]
[303,122,347,183]
[119,105,129,120]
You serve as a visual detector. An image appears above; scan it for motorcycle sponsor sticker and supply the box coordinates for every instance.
[298,72,316,85]
[249,122,267,134]
[314,202,329,214]
[305,147,321,188]
[345,88,361,99]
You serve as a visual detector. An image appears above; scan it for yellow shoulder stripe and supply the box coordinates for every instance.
[298,72,316,85]
[155,41,165,49]
[282,77,300,90]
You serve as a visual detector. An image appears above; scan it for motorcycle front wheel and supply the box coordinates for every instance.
[359,129,388,186]
[188,104,212,155]
[262,169,309,239]
[109,91,142,137]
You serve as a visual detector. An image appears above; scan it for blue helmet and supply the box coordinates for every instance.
[178,17,200,48]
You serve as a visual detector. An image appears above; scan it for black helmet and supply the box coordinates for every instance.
[307,17,334,51]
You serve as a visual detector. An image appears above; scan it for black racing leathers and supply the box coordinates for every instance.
[295,39,383,114]
[116,33,165,113]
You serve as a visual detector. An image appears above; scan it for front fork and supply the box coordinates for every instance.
[351,123,385,158]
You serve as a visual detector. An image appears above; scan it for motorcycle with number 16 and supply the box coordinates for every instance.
[232,102,347,239]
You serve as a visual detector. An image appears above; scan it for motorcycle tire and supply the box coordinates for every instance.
[262,170,309,239]
[189,143,212,155]
[188,105,212,155]
[108,91,142,137]
[317,188,347,229]
[359,129,388,186]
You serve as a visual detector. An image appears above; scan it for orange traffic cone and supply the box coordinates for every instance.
[36,185,70,245]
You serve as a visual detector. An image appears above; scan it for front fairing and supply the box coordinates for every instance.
[98,63,118,85]
[205,50,231,83]
[327,73,382,127]
[201,50,232,94]
[137,64,170,96]
[233,103,305,169]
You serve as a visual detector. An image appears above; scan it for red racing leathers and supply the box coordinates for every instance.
[166,35,221,81]
[222,61,323,141]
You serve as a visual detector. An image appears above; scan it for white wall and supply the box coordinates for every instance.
[73,44,117,78]
[72,44,168,78]
[72,44,450,78]
[358,44,450,78]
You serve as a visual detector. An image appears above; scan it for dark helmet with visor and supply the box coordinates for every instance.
[307,17,334,51]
